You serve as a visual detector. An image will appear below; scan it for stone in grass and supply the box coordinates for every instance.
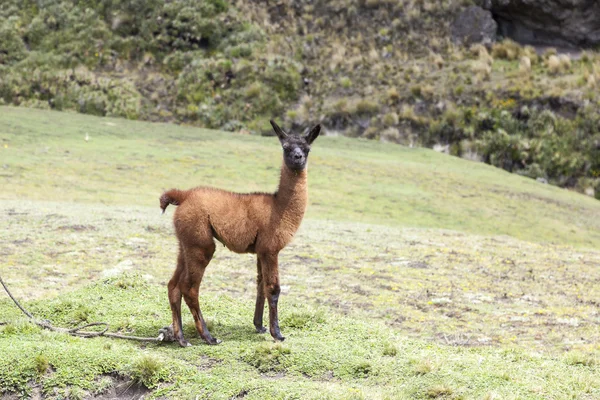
[452,6,498,46]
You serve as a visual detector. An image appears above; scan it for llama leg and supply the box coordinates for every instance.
[259,253,284,341]
[181,243,220,345]
[168,247,190,347]
[253,257,267,333]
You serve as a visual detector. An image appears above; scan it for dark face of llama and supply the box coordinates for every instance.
[270,120,320,171]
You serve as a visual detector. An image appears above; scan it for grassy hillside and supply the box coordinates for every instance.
[0,108,599,398]
[1,0,600,197]
[1,107,599,246]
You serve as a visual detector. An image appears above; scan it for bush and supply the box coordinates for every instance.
[380,127,401,142]
[0,22,27,65]
[519,56,531,76]
[382,343,398,356]
[282,309,325,330]
[472,61,491,81]
[352,361,372,378]
[383,112,399,126]
[491,39,521,61]
[547,55,562,74]
[0,0,282,127]
[467,106,599,190]
[354,98,380,115]
[34,354,49,376]
[128,355,167,388]
[243,343,291,373]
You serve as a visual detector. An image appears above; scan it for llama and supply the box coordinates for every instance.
[160,120,320,346]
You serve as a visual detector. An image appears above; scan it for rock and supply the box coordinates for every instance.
[433,143,450,153]
[584,187,595,197]
[451,6,498,45]
[491,0,600,47]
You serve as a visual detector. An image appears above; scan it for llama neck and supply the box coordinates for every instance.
[274,163,308,228]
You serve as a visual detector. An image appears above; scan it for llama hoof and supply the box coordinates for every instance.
[272,334,285,342]
[178,339,192,347]
[204,337,221,345]
[255,326,267,334]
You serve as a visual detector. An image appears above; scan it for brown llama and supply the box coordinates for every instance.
[160,120,320,346]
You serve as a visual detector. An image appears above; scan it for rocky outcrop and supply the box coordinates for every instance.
[487,0,600,47]
[451,6,498,45]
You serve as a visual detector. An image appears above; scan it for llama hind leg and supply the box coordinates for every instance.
[181,242,220,345]
[259,253,284,341]
[168,247,190,347]
[253,257,267,333]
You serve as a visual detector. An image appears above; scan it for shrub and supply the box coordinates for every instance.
[426,385,453,398]
[430,53,444,69]
[245,82,263,99]
[558,54,571,71]
[128,355,167,388]
[547,55,562,74]
[282,309,325,330]
[380,127,401,142]
[362,126,379,139]
[565,352,596,367]
[34,354,49,376]
[261,56,302,101]
[352,361,372,378]
[340,76,352,88]
[492,39,521,61]
[383,112,399,126]
[382,343,397,356]
[413,358,433,375]
[387,87,400,104]
[0,23,27,65]
[399,104,425,125]
[522,45,539,64]
[472,61,491,81]
[410,85,422,98]
[354,98,379,114]
[519,56,531,76]
[243,343,291,373]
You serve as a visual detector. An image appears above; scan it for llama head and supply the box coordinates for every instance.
[270,120,320,171]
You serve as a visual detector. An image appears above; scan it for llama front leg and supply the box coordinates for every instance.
[253,258,267,333]
[259,253,284,341]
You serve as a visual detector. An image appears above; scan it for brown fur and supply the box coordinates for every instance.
[161,121,319,345]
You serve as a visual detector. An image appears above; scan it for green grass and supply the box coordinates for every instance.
[1,107,599,398]
[1,276,598,399]
[1,107,599,246]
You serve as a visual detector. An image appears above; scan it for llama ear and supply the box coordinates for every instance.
[270,120,288,141]
[305,124,321,144]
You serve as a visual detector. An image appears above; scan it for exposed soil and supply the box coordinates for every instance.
[92,375,150,400]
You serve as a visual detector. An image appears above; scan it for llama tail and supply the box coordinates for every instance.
[160,189,190,214]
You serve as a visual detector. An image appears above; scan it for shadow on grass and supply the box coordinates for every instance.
[180,323,269,345]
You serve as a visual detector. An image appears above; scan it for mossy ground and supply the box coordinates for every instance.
[0,108,599,398]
